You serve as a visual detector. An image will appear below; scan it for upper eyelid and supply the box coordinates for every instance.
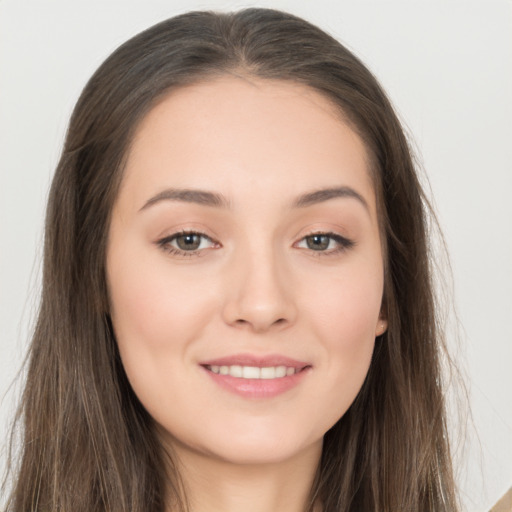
[296,230,353,242]
[156,229,354,249]
[159,230,217,243]
[295,232,354,247]
[159,228,215,242]
[157,229,351,242]
[156,231,218,257]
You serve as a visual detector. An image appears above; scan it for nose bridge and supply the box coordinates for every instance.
[222,236,296,332]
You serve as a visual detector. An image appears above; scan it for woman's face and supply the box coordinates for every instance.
[107,76,387,466]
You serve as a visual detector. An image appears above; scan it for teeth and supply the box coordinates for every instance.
[275,366,286,378]
[208,365,298,379]
[260,367,275,379]
[242,366,260,379]
[230,365,243,378]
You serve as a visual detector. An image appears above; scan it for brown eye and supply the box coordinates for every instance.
[175,233,203,251]
[157,231,217,255]
[305,234,331,251]
[295,232,355,254]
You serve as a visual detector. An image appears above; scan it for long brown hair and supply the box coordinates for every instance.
[4,8,459,511]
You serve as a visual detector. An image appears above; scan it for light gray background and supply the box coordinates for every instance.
[1,1,511,510]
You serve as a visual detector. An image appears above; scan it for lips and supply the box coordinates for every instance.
[200,354,311,398]
[201,353,309,369]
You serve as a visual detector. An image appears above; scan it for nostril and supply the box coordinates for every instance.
[231,316,288,332]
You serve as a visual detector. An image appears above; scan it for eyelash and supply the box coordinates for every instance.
[156,230,355,258]
[156,230,218,258]
[295,232,355,256]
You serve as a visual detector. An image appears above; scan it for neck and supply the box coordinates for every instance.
[164,439,322,512]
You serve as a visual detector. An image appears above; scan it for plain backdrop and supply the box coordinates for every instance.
[1,1,511,510]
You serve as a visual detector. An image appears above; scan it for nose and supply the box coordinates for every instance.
[221,245,297,333]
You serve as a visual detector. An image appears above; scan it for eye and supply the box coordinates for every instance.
[295,232,354,254]
[157,231,218,256]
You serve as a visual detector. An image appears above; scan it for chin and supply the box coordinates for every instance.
[160,419,323,467]
[206,437,321,467]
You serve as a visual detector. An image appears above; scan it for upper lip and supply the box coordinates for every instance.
[200,353,310,370]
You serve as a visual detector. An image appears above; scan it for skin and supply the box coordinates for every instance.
[107,76,387,512]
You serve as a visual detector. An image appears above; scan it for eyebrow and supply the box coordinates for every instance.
[139,185,368,212]
[293,186,369,211]
[140,188,230,211]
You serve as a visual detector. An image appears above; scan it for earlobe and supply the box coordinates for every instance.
[375,317,388,337]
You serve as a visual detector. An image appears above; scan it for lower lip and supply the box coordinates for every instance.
[201,366,310,399]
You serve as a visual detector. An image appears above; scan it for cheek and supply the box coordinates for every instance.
[302,265,382,417]
[106,249,218,403]
[306,262,383,342]
[109,250,215,347]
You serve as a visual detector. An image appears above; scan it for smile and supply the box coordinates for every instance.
[205,365,298,379]
[200,355,311,398]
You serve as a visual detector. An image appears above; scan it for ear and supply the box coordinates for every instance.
[375,314,388,337]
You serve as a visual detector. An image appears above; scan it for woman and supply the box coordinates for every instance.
[4,8,459,511]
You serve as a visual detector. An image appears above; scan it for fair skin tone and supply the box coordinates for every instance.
[107,76,387,512]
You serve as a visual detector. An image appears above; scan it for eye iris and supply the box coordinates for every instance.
[176,233,201,251]
[307,234,330,251]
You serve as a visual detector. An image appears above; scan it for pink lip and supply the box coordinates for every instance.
[199,353,312,399]
[200,353,309,369]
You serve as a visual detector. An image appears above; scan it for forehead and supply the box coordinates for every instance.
[120,76,376,212]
